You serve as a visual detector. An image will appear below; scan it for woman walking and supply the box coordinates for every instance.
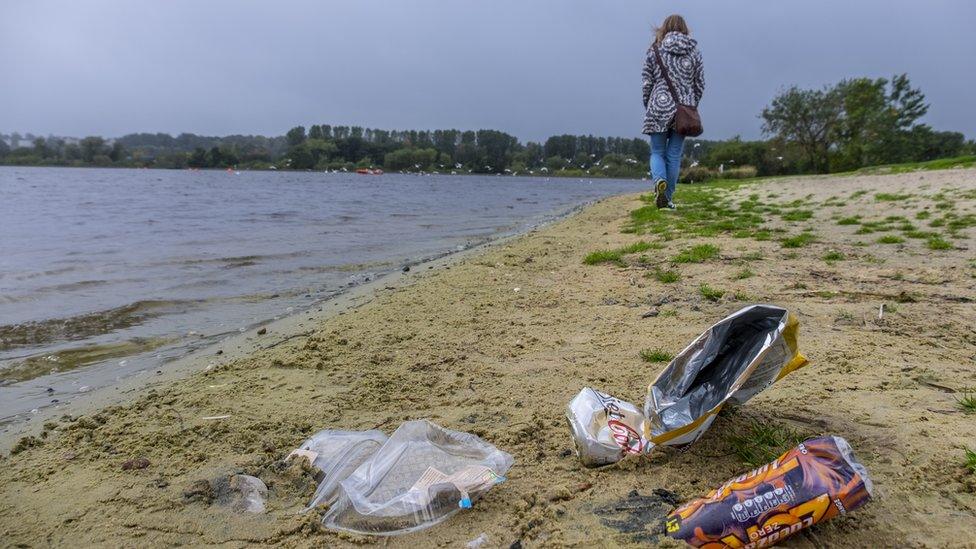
[642,14,705,209]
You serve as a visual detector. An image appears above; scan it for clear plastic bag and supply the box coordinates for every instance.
[322,420,513,536]
[293,429,388,511]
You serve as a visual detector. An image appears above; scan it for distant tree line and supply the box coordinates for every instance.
[1,74,971,179]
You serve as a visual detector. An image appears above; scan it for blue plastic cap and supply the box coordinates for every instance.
[459,497,472,509]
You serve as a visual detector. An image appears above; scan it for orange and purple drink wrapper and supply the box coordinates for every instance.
[665,436,873,548]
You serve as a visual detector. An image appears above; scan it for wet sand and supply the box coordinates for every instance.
[1,169,974,547]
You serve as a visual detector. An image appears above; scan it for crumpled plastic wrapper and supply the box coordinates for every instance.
[567,305,807,467]
[297,420,512,536]
[290,429,388,511]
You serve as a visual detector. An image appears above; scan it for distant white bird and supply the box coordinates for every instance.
[690,160,699,168]
[455,163,462,169]
[694,143,701,148]
[777,156,784,161]
[540,167,549,172]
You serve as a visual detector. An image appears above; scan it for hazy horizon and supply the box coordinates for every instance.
[2,0,974,142]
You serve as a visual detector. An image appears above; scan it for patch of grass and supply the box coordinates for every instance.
[742,251,764,261]
[733,290,754,301]
[583,249,623,266]
[733,268,755,280]
[850,190,868,198]
[903,230,937,239]
[927,236,953,250]
[659,309,678,318]
[836,216,861,225]
[781,232,816,248]
[781,209,814,221]
[915,210,931,220]
[946,213,976,231]
[620,241,658,254]
[877,235,905,244]
[957,392,976,414]
[639,349,674,363]
[823,250,846,261]
[875,192,912,202]
[966,448,976,475]
[725,419,806,468]
[650,268,681,283]
[583,241,659,265]
[626,179,773,244]
[673,244,720,263]
[699,283,725,302]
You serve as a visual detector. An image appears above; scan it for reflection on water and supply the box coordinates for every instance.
[0,167,646,416]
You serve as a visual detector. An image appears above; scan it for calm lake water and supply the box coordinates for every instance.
[0,167,646,421]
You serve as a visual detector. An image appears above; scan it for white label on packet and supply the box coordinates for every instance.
[407,466,500,506]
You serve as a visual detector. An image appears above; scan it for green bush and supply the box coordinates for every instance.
[680,165,718,183]
[721,165,759,179]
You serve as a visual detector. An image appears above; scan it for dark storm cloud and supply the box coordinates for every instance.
[1,0,973,141]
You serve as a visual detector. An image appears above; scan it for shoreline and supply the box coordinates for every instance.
[1,169,974,547]
[0,163,651,180]
[0,197,606,452]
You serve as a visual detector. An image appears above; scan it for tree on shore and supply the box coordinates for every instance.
[761,86,840,173]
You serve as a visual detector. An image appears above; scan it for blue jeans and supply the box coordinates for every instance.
[649,130,686,202]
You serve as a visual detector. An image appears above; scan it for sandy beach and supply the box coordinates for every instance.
[1,169,974,547]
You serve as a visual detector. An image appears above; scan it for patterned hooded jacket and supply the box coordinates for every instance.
[642,32,705,135]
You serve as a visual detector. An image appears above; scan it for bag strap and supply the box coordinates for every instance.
[653,46,682,106]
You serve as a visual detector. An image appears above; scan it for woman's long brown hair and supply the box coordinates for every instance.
[655,14,690,45]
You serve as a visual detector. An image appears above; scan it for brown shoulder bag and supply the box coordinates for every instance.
[654,46,703,137]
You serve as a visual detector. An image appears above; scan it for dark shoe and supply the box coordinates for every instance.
[655,179,668,209]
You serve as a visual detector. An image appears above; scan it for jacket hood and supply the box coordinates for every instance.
[659,32,697,55]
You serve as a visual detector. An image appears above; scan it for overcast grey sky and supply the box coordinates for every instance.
[2,0,973,142]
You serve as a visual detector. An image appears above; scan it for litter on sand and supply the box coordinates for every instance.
[291,429,388,511]
[218,474,268,514]
[293,420,513,536]
[567,305,808,466]
[665,436,873,548]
